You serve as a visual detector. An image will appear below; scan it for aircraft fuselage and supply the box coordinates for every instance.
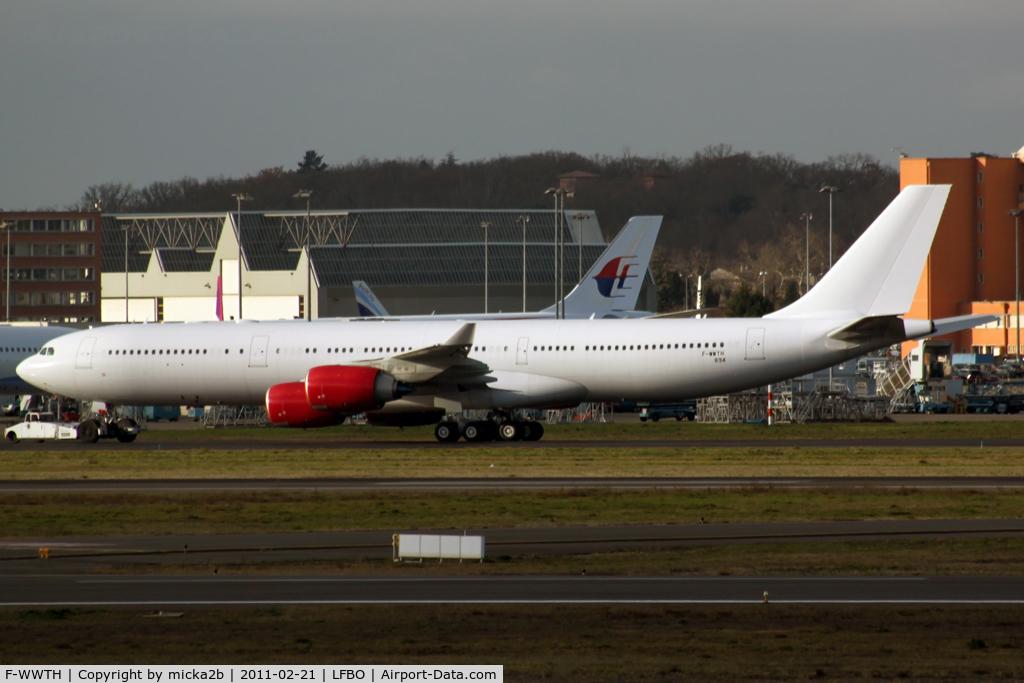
[19,317,861,408]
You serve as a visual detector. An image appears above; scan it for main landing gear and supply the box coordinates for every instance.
[433,414,544,443]
[75,416,140,444]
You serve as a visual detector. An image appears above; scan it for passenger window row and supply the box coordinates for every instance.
[581,342,725,351]
[95,341,728,359]
[109,349,210,356]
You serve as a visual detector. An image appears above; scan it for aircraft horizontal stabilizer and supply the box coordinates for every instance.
[920,314,998,339]
[827,313,999,348]
[646,308,725,319]
[827,315,916,344]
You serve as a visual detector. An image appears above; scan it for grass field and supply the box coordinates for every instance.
[132,419,1024,442]
[2,604,1022,680]
[3,488,1023,537]
[2,445,1023,480]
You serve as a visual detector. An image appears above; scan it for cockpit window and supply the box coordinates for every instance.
[39,347,48,355]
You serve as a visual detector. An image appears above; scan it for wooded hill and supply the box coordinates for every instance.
[78,146,899,311]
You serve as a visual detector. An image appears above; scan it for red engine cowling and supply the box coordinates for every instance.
[265,381,343,428]
[305,365,408,412]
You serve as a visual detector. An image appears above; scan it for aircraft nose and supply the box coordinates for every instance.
[16,355,41,382]
[17,352,57,390]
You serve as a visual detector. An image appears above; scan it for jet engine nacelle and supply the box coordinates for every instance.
[305,365,413,412]
[265,381,343,429]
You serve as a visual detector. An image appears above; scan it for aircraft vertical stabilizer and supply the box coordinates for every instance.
[767,185,950,320]
[353,281,390,317]
[554,215,662,317]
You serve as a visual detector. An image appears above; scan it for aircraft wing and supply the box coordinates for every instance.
[352,322,489,383]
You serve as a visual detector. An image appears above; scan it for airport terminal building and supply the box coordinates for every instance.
[95,209,655,323]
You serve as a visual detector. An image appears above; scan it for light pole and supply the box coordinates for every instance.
[1,220,12,322]
[544,189,563,318]
[481,221,491,314]
[759,271,768,297]
[561,194,573,319]
[819,186,841,271]
[800,212,812,294]
[544,188,575,318]
[819,187,841,388]
[294,190,313,321]
[516,215,529,312]
[1009,209,1022,362]
[572,212,587,284]
[122,224,131,322]
[232,193,252,320]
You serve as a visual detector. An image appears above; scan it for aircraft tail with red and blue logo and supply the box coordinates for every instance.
[544,215,661,318]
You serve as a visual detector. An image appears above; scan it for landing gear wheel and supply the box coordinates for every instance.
[497,422,523,441]
[77,420,99,444]
[115,418,138,443]
[434,421,461,443]
[462,421,494,442]
[522,420,544,441]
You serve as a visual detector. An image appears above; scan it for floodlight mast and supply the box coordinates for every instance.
[1,218,12,322]
[572,212,588,284]
[232,193,252,319]
[516,215,529,312]
[481,221,491,314]
[819,186,841,271]
[800,213,812,295]
[819,185,841,387]
[1009,209,1023,363]
[544,188,573,319]
[294,190,313,321]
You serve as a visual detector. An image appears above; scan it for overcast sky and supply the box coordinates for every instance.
[2,0,1023,210]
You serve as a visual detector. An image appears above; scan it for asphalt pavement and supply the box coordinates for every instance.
[2,574,1023,605]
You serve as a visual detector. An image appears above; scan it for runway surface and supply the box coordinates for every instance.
[3,476,1024,493]
[2,574,1023,605]
[3,519,1023,569]
[2,436,1023,451]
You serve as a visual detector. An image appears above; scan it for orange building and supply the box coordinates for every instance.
[901,153,1024,357]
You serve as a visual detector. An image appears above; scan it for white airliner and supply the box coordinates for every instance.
[351,214,662,320]
[0,324,75,395]
[18,185,994,442]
